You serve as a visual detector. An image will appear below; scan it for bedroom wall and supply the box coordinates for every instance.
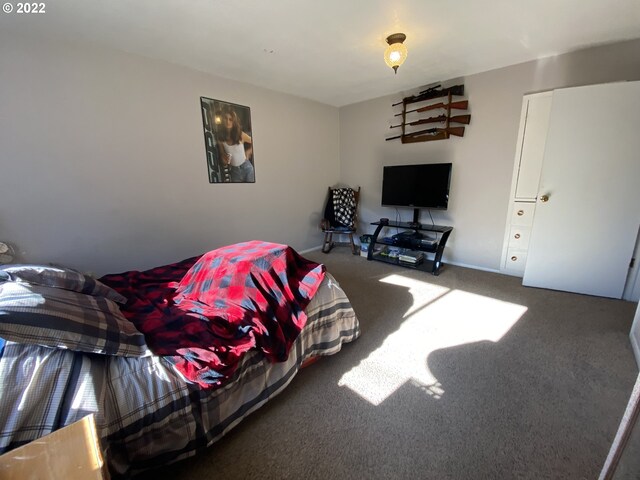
[0,32,340,275]
[339,38,640,271]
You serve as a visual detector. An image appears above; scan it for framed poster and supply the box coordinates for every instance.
[200,97,255,183]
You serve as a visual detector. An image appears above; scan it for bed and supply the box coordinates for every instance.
[0,241,360,478]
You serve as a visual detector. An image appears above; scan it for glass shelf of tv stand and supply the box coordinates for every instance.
[367,221,453,275]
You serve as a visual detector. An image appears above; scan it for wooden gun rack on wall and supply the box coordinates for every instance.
[386,84,470,143]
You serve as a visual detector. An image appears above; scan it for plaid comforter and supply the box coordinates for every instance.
[0,274,360,479]
[101,241,325,388]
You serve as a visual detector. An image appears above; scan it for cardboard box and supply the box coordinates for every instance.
[0,415,109,479]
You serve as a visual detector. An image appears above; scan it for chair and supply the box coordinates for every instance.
[320,186,360,254]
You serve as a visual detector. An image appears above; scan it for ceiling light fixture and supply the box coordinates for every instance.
[384,33,408,74]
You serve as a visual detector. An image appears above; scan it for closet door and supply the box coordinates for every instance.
[523,81,640,298]
[501,92,552,276]
[514,94,552,200]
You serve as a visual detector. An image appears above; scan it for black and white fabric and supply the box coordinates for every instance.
[0,280,149,357]
[330,188,356,229]
[1,264,126,304]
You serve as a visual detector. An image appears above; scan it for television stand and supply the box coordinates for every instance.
[409,208,421,229]
[367,220,453,275]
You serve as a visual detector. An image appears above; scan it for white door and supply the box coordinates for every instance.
[523,81,640,298]
[515,94,553,200]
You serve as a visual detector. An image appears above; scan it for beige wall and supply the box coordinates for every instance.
[0,33,340,275]
[2,32,639,275]
[339,39,640,271]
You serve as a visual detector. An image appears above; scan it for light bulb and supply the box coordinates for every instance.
[384,34,408,74]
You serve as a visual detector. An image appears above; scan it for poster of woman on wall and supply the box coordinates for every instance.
[200,97,255,183]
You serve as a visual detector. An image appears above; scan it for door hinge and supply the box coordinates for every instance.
[631,258,636,269]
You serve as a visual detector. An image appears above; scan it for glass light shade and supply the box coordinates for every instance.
[384,42,408,73]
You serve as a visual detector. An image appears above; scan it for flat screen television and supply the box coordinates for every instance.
[381,162,452,227]
[382,162,452,209]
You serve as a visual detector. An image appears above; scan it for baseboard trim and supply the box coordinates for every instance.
[299,247,503,274]
[445,260,501,274]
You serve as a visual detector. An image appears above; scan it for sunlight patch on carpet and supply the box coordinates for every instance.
[338,274,528,405]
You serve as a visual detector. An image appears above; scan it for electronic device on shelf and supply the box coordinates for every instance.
[381,162,452,226]
[390,231,437,249]
[398,250,425,263]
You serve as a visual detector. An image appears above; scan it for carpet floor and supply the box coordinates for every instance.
[137,248,639,479]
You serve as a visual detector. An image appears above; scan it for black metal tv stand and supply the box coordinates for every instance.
[408,207,422,229]
[367,220,453,275]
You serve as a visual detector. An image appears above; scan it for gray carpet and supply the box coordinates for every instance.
[139,249,639,479]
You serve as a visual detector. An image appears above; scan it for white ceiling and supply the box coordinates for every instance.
[3,0,640,106]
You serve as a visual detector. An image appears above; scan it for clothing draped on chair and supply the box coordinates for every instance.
[326,188,356,229]
[321,186,360,254]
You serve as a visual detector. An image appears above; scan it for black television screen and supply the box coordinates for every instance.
[381,163,452,210]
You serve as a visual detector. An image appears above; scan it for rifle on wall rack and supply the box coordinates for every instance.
[390,114,471,129]
[385,126,465,141]
[394,100,468,117]
[391,84,465,107]
[418,84,441,95]
[387,83,469,144]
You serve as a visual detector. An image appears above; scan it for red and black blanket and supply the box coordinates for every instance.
[100,241,325,388]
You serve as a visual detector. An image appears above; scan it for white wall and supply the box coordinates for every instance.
[340,39,640,271]
[2,33,639,276]
[0,33,340,275]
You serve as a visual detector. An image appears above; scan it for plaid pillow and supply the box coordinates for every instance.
[0,265,127,304]
[0,282,149,357]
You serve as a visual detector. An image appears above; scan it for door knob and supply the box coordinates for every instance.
[539,194,549,203]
